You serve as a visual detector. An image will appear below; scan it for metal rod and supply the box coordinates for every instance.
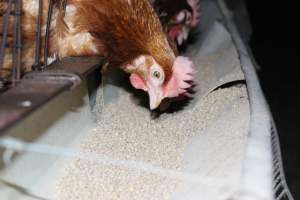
[16,0,22,81]
[12,0,18,85]
[32,0,43,70]
[12,0,22,85]
[43,0,54,69]
[0,0,13,71]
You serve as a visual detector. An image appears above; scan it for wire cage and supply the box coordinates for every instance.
[0,0,103,133]
[271,123,294,200]
[0,0,23,90]
[0,0,70,89]
[0,0,295,200]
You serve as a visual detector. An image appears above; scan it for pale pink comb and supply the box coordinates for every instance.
[187,0,201,27]
[164,56,195,98]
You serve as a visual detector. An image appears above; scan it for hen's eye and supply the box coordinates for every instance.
[153,71,161,79]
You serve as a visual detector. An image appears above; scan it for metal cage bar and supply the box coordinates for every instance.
[32,0,43,70]
[0,0,23,89]
[12,0,22,85]
[0,0,14,71]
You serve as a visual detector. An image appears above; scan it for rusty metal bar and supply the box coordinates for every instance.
[43,0,54,69]
[0,56,104,134]
[16,0,22,81]
[32,0,43,70]
[0,0,13,71]
[12,0,22,84]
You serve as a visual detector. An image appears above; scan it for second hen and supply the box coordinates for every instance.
[151,0,201,47]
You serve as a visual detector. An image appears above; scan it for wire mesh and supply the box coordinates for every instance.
[0,0,22,89]
[0,0,64,91]
[271,122,294,200]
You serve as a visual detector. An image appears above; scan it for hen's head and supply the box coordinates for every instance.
[157,0,201,45]
[125,55,194,110]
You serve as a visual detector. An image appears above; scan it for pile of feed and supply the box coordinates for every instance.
[56,83,249,200]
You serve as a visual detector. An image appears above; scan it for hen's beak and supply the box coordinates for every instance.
[148,87,164,110]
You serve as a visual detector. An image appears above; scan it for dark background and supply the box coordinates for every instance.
[245,1,299,198]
